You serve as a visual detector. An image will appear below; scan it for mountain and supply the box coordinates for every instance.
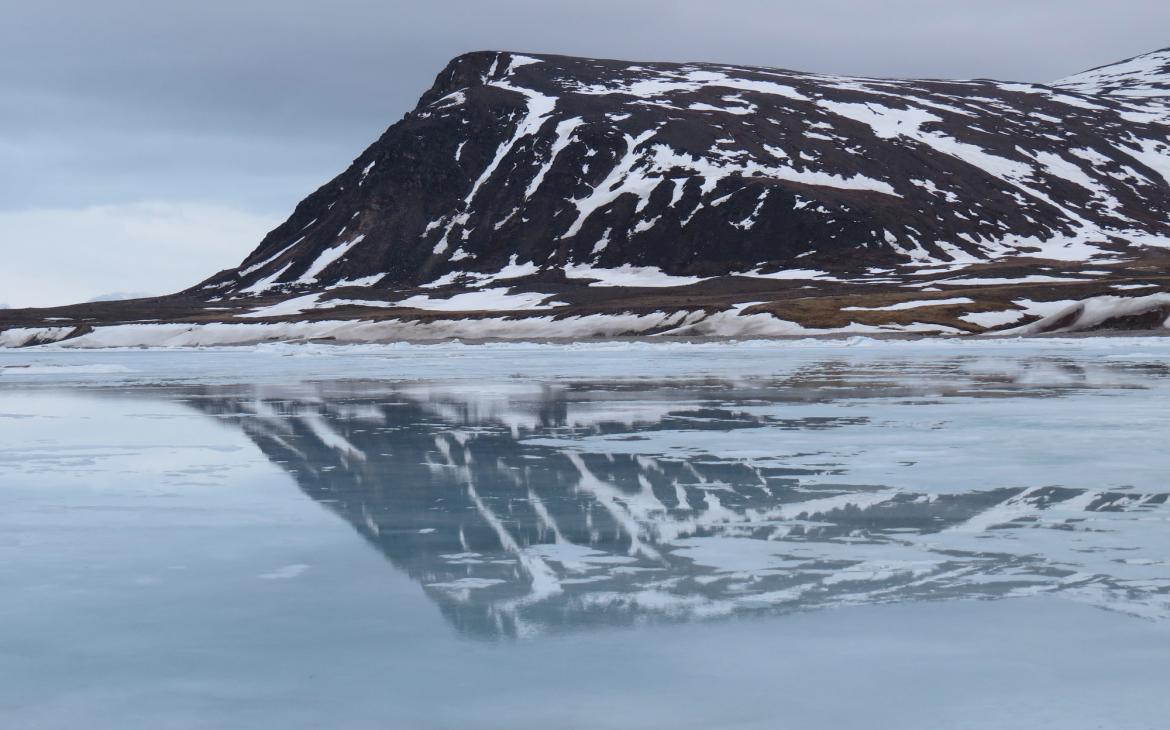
[4,47,1170,346]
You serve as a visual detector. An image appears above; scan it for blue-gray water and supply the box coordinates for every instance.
[2,341,1169,729]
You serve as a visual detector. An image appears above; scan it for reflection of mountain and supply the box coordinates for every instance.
[181,375,1170,638]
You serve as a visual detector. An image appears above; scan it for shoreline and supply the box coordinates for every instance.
[3,328,1170,352]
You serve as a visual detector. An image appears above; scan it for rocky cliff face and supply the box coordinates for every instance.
[4,47,1170,345]
[201,48,1170,295]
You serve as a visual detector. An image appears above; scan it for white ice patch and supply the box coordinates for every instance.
[998,293,1170,335]
[573,69,809,103]
[765,167,899,196]
[562,264,706,288]
[816,101,942,140]
[422,256,541,289]
[734,268,837,281]
[238,293,323,319]
[959,310,1026,328]
[394,288,565,312]
[1113,283,1159,291]
[240,262,294,295]
[358,160,375,185]
[259,564,310,580]
[296,235,366,284]
[430,90,467,109]
[237,293,398,319]
[688,99,756,115]
[843,297,973,312]
[330,274,385,288]
[0,327,76,348]
[921,274,1089,287]
[238,235,307,278]
[1012,299,1080,318]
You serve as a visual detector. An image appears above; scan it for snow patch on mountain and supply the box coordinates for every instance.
[562,264,707,288]
[843,297,973,312]
[1055,47,1170,100]
[297,235,366,284]
[395,288,565,311]
[999,293,1170,335]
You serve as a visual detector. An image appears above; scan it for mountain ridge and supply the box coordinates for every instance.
[3,46,1170,346]
[205,47,1170,294]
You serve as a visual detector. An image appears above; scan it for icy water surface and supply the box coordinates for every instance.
[2,340,1170,729]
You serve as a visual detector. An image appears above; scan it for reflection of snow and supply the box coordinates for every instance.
[167,348,1170,636]
[259,564,310,580]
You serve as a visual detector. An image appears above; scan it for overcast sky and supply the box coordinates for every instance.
[3,0,1168,307]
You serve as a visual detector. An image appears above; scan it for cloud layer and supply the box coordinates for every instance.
[0,203,276,308]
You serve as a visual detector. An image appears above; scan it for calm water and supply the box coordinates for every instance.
[2,341,1170,729]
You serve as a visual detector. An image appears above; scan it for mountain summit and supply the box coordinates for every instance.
[4,47,1170,346]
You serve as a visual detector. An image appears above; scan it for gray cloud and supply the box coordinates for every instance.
[0,202,277,308]
[4,0,1169,214]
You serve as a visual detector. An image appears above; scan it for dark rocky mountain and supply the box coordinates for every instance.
[213,48,1170,289]
[4,47,1170,346]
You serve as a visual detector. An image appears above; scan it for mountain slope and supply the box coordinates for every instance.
[4,47,1170,346]
[1055,47,1170,99]
[207,48,1170,295]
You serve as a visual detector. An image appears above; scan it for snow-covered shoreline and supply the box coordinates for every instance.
[3,303,1167,349]
[2,324,1169,349]
[5,331,1170,366]
[0,311,956,349]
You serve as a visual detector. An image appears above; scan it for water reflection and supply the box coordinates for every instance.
[162,357,1170,638]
